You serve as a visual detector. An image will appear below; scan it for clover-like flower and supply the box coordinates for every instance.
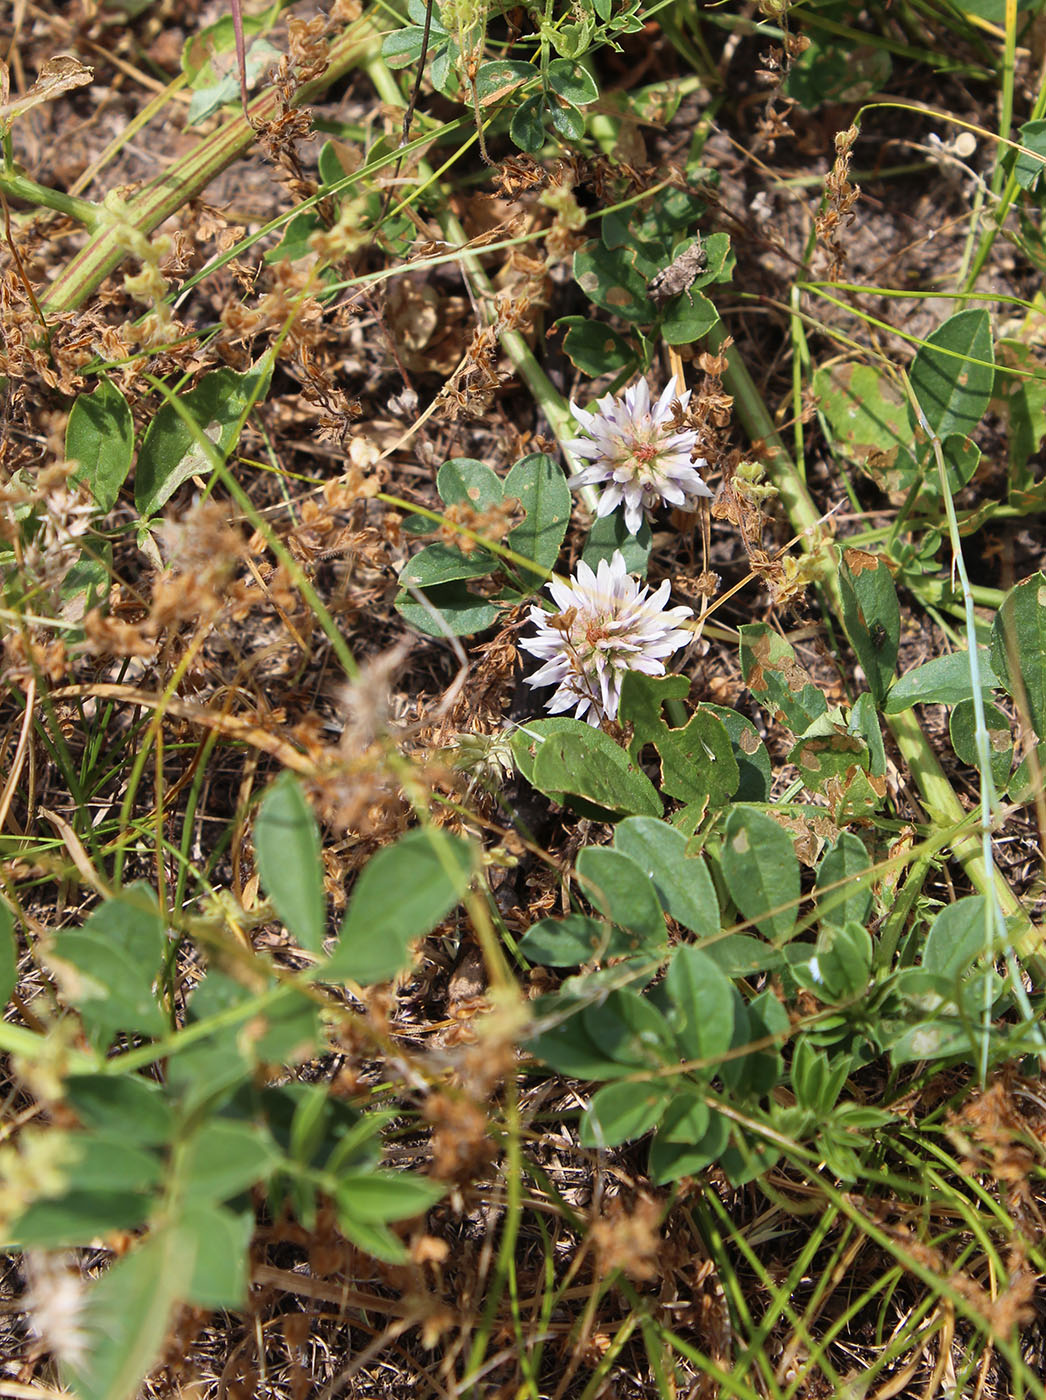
[565,380,712,536]
[520,551,693,726]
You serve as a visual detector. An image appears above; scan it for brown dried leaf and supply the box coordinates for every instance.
[0,56,93,123]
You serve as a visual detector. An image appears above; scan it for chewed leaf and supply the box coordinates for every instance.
[739,623,828,734]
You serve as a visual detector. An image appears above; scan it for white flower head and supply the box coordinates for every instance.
[520,551,693,726]
[565,380,713,536]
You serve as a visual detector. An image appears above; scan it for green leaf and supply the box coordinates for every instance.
[399,542,498,589]
[504,452,571,582]
[580,511,651,575]
[436,457,504,510]
[10,1189,152,1248]
[619,673,739,808]
[49,885,167,1050]
[699,935,784,978]
[1015,118,1046,191]
[602,186,704,252]
[990,572,1046,739]
[790,1040,850,1115]
[1009,741,1046,803]
[178,1119,278,1204]
[326,829,475,984]
[838,547,900,703]
[382,25,431,67]
[557,316,637,377]
[580,1081,673,1148]
[575,846,667,950]
[62,1231,192,1400]
[739,622,829,734]
[923,895,990,981]
[175,1203,253,1309]
[573,241,655,323]
[519,913,624,966]
[510,94,546,152]
[264,208,322,264]
[526,994,640,1078]
[793,921,872,1001]
[59,549,111,623]
[885,647,1003,713]
[909,308,995,441]
[186,35,280,124]
[703,704,771,801]
[549,100,585,140]
[785,36,890,109]
[581,987,677,1070]
[335,1172,445,1223]
[68,1132,164,1195]
[546,57,599,104]
[815,833,872,929]
[548,18,593,56]
[394,580,500,637]
[949,699,1013,788]
[991,339,1046,479]
[166,977,320,1112]
[333,1202,408,1262]
[848,691,887,775]
[661,291,719,347]
[720,806,800,942]
[0,899,14,1009]
[473,59,538,102]
[254,773,326,955]
[67,378,135,511]
[512,717,662,819]
[649,1098,726,1183]
[135,360,273,518]
[65,1074,173,1147]
[814,361,909,473]
[662,945,735,1063]
[613,816,719,938]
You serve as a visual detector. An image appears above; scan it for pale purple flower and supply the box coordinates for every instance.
[520,551,693,726]
[565,380,713,536]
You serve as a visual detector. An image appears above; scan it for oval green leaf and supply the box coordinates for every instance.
[326,829,475,984]
[720,806,800,942]
[255,772,327,954]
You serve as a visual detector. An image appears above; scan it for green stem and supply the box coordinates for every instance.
[961,0,1033,294]
[0,170,101,228]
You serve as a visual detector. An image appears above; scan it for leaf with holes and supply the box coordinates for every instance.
[619,673,738,809]
[838,548,900,703]
[949,699,1013,789]
[556,316,637,378]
